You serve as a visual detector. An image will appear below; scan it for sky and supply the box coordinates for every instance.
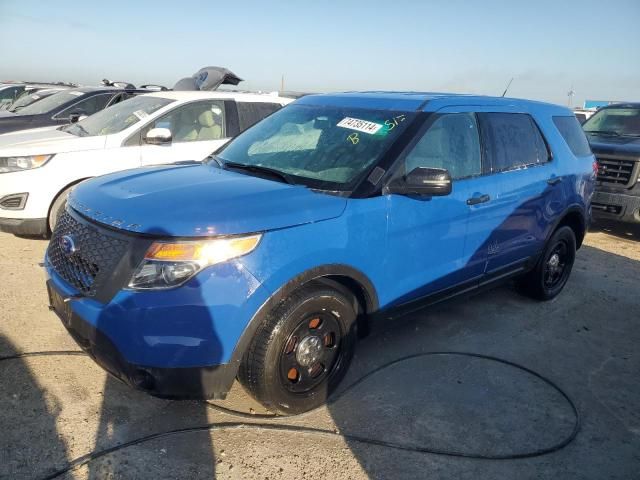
[1,0,639,107]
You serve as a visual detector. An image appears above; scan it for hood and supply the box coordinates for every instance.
[69,164,347,236]
[0,127,106,156]
[0,110,16,118]
[587,133,640,157]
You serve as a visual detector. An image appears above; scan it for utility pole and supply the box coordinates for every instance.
[567,84,575,108]
[281,74,284,92]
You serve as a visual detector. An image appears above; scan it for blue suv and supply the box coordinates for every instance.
[45,92,596,414]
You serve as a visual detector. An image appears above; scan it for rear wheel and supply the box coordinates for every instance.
[238,283,357,415]
[517,226,576,301]
[48,185,75,234]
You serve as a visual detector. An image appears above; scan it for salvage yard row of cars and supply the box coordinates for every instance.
[0,70,638,414]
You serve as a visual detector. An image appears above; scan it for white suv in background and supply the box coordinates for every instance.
[0,90,293,236]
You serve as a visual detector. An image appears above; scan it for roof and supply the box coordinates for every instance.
[296,91,571,115]
[144,90,294,103]
[596,102,640,109]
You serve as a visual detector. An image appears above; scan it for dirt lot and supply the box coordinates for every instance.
[0,221,638,480]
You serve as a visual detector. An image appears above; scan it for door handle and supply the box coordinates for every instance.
[466,194,491,205]
[547,176,563,186]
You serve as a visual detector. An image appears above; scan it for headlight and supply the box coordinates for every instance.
[0,154,54,173]
[128,234,262,290]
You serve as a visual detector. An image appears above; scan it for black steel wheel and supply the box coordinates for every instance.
[517,226,576,301]
[238,282,357,415]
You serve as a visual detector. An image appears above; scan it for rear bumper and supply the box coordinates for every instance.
[0,216,47,236]
[591,189,640,224]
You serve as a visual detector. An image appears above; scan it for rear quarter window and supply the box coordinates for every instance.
[553,116,592,157]
[237,102,282,131]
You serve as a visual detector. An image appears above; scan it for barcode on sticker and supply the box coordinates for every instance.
[337,117,382,135]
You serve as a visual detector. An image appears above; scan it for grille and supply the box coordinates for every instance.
[596,157,636,186]
[47,209,129,296]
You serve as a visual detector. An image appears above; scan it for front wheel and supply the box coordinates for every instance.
[517,226,576,301]
[238,283,357,415]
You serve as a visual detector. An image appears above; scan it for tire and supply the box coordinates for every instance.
[238,282,358,415]
[48,185,74,234]
[517,226,576,301]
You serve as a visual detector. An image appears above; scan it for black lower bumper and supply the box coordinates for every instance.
[48,283,236,400]
[0,216,47,236]
[592,190,640,224]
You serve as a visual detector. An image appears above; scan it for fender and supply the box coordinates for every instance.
[221,264,379,386]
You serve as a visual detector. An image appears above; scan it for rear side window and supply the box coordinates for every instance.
[237,102,282,131]
[480,113,550,172]
[553,116,592,157]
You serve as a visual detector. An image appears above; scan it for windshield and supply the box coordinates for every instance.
[62,96,174,137]
[217,103,416,189]
[8,91,56,112]
[583,107,640,137]
[18,90,87,115]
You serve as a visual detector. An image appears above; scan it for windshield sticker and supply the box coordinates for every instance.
[337,117,383,135]
[69,91,84,96]
[31,94,40,100]
[133,109,149,120]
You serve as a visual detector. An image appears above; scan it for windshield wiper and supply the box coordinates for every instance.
[223,161,296,185]
[585,130,620,136]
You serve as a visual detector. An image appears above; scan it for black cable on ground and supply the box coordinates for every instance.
[1,351,581,480]
[0,350,86,361]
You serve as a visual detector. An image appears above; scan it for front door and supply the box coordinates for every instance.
[139,100,230,166]
[384,111,483,306]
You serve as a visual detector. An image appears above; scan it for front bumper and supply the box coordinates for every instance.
[45,252,272,400]
[0,216,47,236]
[49,283,237,399]
[591,189,640,223]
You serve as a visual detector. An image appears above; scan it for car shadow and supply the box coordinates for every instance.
[0,334,70,480]
[325,244,640,479]
[589,218,640,242]
[85,227,225,478]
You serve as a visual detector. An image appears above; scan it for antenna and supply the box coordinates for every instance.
[501,77,514,97]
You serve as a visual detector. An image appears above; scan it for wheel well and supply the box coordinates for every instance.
[556,210,586,248]
[47,178,91,229]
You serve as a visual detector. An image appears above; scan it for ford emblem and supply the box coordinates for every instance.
[60,235,77,255]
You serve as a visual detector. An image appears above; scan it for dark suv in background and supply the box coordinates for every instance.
[0,86,152,135]
[583,103,640,223]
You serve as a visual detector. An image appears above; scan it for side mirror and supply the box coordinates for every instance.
[144,127,172,145]
[69,112,88,123]
[385,167,452,196]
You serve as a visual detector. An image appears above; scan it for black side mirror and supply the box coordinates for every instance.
[69,112,87,123]
[385,167,452,196]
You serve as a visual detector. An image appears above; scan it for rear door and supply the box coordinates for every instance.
[477,112,560,274]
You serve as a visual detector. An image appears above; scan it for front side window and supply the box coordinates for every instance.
[553,116,592,157]
[402,113,481,180]
[217,103,416,189]
[0,86,23,102]
[146,100,226,143]
[582,107,640,137]
[62,96,174,137]
[480,113,550,172]
[56,93,112,119]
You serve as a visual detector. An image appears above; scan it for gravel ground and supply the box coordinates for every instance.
[0,220,638,480]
